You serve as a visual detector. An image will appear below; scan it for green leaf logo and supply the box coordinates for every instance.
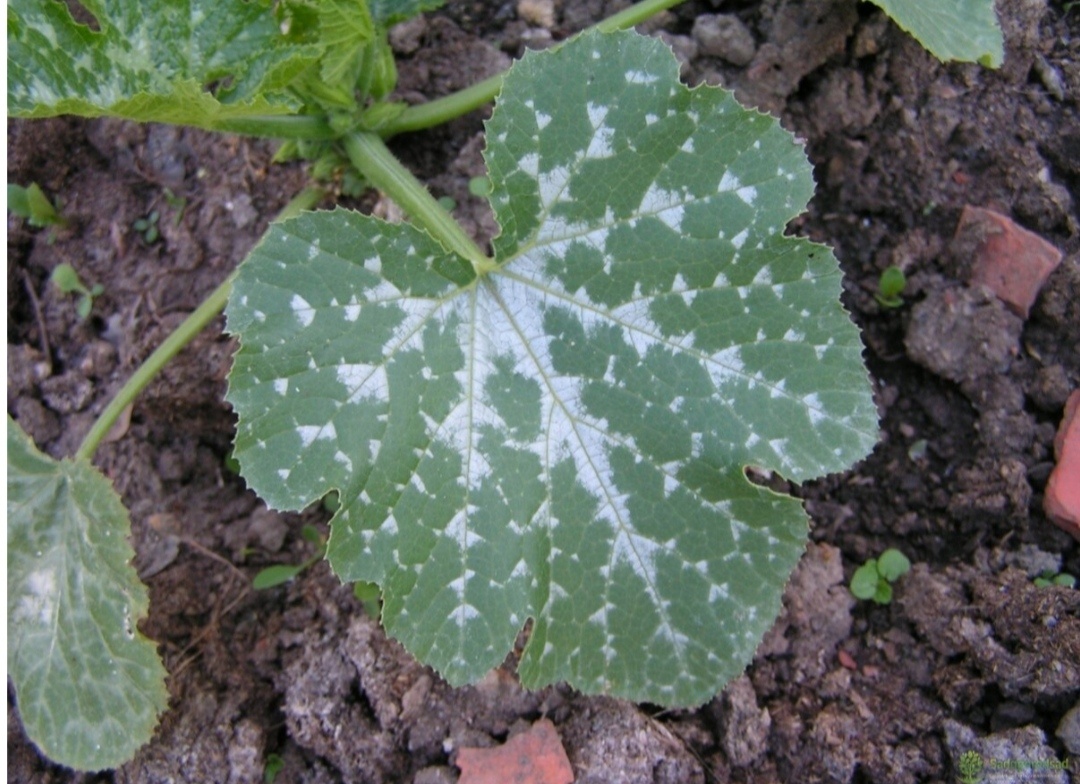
[226,30,878,706]
[957,749,984,784]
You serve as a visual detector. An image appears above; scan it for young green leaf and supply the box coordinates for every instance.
[252,563,307,590]
[8,182,66,227]
[850,560,881,601]
[876,547,911,582]
[7,0,319,129]
[226,30,878,706]
[869,0,1003,67]
[7,417,168,771]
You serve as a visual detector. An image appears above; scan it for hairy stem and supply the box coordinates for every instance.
[380,0,688,136]
[75,186,326,463]
[343,132,494,273]
[215,114,336,140]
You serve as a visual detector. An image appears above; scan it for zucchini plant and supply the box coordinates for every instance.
[7,0,1001,772]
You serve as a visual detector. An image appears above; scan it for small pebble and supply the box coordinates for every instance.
[692,14,756,66]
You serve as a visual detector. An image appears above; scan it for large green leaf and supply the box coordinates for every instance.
[7,418,168,771]
[870,0,1003,67]
[7,0,318,128]
[225,30,878,706]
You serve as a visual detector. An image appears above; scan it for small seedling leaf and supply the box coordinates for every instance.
[9,182,66,227]
[873,580,893,605]
[7,417,168,771]
[252,563,306,590]
[226,30,877,706]
[850,560,881,600]
[876,548,911,582]
[869,0,1003,67]
[7,0,320,129]
[50,263,89,295]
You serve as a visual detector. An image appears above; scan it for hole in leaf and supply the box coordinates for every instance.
[62,0,101,32]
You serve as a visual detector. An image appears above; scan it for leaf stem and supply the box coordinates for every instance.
[343,132,494,273]
[74,185,326,463]
[379,0,688,136]
[214,114,336,140]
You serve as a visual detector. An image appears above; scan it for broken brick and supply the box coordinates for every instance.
[1046,390,1080,541]
[956,205,1063,319]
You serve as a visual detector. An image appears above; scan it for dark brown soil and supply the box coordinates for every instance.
[8,1,1080,782]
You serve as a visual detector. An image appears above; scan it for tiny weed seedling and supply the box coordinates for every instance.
[251,524,327,590]
[50,262,105,319]
[875,266,907,308]
[850,548,912,604]
[7,0,1002,771]
[1034,569,1076,588]
[133,210,161,243]
[8,181,67,228]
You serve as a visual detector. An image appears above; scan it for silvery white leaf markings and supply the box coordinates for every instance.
[226,31,877,706]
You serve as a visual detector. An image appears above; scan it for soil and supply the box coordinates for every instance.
[7,1,1080,782]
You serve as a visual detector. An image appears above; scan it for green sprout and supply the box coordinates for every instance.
[8,182,68,228]
[850,548,911,604]
[263,753,285,784]
[251,523,326,589]
[162,188,187,226]
[1033,569,1076,589]
[133,210,161,243]
[874,266,906,308]
[50,263,104,319]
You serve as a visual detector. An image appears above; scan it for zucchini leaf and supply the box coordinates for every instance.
[7,417,168,771]
[225,30,878,706]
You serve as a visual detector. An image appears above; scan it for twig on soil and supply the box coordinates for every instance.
[21,268,52,371]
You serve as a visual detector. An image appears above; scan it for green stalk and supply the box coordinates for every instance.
[75,186,325,463]
[214,114,336,140]
[343,132,494,273]
[380,0,688,137]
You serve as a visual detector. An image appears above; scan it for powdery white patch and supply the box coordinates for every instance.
[18,569,57,625]
[802,392,827,425]
[625,69,658,84]
[297,422,336,447]
[291,294,314,327]
[638,184,684,230]
[333,450,353,472]
[731,228,749,250]
[343,294,362,322]
[519,152,540,177]
[537,164,573,210]
[535,111,552,130]
[274,378,288,395]
[719,170,741,191]
[736,185,758,205]
[337,363,388,404]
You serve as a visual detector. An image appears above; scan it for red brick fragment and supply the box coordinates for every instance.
[1046,390,1080,541]
[456,719,574,784]
[956,205,1063,319]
